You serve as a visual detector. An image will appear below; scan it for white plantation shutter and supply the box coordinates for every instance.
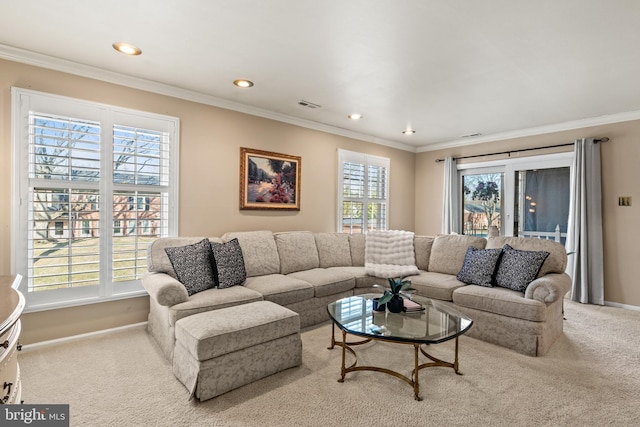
[31,114,101,181]
[112,125,169,186]
[28,114,103,294]
[111,124,171,287]
[366,157,389,231]
[338,149,389,233]
[12,88,178,310]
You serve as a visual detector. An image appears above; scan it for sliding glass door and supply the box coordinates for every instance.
[515,167,570,244]
[459,153,572,242]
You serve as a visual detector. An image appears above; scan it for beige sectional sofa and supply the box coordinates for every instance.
[142,231,570,359]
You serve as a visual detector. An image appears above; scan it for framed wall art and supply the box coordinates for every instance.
[240,147,301,210]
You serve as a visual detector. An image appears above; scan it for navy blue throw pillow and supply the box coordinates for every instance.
[456,247,502,287]
[494,244,550,292]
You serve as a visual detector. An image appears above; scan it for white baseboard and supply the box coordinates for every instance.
[20,321,147,352]
[604,301,640,312]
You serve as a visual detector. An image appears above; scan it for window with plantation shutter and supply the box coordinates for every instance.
[111,125,170,287]
[337,149,389,233]
[12,88,178,310]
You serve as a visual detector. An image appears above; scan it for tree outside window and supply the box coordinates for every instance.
[462,173,502,235]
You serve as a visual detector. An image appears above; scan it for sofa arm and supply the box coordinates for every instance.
[525,273,571,304]
[142,272,189,306]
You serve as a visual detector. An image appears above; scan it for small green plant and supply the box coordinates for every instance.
[376,276,412,305]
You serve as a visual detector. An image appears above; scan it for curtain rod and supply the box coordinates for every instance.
[434,137,609,163]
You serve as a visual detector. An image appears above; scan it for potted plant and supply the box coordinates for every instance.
[374,277,412,313]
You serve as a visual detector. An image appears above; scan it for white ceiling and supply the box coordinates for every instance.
[2,0,640,152]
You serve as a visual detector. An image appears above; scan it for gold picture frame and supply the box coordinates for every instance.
[240,147,301,210]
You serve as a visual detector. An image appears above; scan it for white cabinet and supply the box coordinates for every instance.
[0,275,24,405]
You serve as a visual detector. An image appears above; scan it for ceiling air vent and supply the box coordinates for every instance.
[298,100,322,109]
[461,132,482,138]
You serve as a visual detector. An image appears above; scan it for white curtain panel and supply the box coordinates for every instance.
[441,156,461,234]
[566,138,604,304]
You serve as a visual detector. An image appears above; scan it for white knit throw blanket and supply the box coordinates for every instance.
[364,230,420,279]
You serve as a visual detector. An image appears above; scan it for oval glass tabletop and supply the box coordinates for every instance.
[327,294,473,344]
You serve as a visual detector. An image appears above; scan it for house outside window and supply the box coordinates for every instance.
[458,152,572,243]
[12,88,179,310]
[337,149,390,233]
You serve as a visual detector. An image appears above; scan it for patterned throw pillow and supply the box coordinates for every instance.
[164,239,216,296]
[456,247,502,287]
[494,244,550,292]
[211,239,247,288]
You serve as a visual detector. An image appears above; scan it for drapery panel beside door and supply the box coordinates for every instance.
[566,138,605,305]
[442,156,461,234]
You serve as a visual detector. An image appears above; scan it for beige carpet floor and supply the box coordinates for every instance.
[19,300,640,427]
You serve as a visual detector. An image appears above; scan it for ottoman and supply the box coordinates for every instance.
[172,300,302,401]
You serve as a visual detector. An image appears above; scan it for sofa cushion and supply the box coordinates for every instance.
[486,236,567,276]
[147,237,222,279]
[287,268,355,298]
[428,234,486,275]
[210,238,246,288]
[494,245,549,292]
[329,266,380,289]
[456,247,502,287]
[452,285,548,322]
[314,233,352,268]
[348,234,366,266]
[168,285,263,326]
[244,274,314,306]
[222,231,280,277]
[274,231,320,274]
[164,239,216,296]
[414,236,434,271]
[410,271,467,301]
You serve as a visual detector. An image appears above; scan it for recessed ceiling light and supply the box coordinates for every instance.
[112,42,142,56]
[348,114,363,120]
[402,129,416,135]
[233,79,254,88]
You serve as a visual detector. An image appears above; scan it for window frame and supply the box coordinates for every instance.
[337,149,390,233]
[457,152,573,237]
[11,88,180,312]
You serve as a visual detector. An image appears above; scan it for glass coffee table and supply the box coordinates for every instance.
[327,294,473,401]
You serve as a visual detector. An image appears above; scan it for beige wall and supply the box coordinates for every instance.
[0,59,415,344]
[415,121,640,307]
[20,296,150,344]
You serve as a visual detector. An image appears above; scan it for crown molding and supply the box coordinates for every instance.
[0,44,416,153]
[416,110,640,153]
[7,43,636,155]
